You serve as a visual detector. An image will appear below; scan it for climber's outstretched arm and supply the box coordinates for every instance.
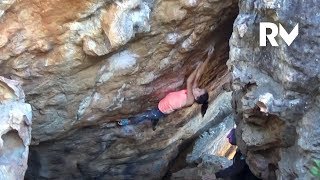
[185,64,201,106]
[193,47,214,88]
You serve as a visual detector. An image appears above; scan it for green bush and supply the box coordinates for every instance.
[310,159,320,178]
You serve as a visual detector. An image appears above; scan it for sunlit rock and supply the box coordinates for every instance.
[0,77,32,180]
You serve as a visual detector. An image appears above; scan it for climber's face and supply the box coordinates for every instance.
[193,88,206,99]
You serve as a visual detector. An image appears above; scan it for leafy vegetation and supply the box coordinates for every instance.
[310,159,320,178]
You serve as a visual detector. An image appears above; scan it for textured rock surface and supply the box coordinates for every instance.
[26,91,234,179]
[170,113,235,180]
[0,0,237,142]
[0,77,32,180]
[171,155,232,180]
[186,114,236,165]
[0,0,238,179]
[229,0,320,179]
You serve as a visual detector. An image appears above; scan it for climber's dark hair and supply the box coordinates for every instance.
[195,91,209,117]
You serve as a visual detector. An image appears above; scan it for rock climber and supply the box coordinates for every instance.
[117,47,214,130]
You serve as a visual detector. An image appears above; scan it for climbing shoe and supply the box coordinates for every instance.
[118,119,130,126]
[151,119,159,131]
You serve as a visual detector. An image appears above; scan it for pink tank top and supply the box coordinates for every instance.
[158,89,188,114]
